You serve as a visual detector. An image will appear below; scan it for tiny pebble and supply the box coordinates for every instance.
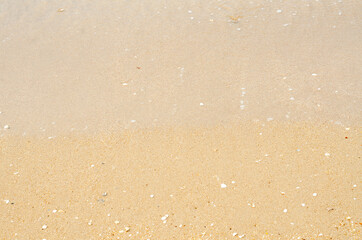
[313,193,317,197]
[42,225,47,230]
[4,125,10,129]
[283,209,288,213]
[161,214,169,221]
[221,183,227,188]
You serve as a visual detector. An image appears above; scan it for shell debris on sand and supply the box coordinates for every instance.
[0,0,360,234]
[161,214,169,221]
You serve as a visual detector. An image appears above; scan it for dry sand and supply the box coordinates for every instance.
[0,0,361,239]
[1,123,361,239]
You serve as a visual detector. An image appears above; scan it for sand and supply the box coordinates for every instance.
[0,0,361,239]
[1,123,361,239]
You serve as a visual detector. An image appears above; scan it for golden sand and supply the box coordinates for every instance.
[0,122,360,239]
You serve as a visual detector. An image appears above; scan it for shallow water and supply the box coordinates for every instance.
[0,0,361,135]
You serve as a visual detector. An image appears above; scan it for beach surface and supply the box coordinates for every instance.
[0,0,361,239]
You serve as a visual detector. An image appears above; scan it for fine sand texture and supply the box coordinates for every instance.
[0,123,361,239]
[0,0,361,239]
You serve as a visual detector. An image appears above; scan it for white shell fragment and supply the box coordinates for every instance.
[161,214,169,221]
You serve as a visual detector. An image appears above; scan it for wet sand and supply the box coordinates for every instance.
[0,0,361,239]
[0,0,361,133]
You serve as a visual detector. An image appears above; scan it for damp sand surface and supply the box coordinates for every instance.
[0,0,361,133]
